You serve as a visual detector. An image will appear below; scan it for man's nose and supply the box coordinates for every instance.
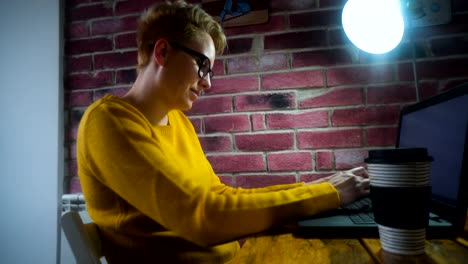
[199,76,211,91]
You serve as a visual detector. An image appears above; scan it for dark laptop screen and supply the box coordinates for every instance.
[397,90,468,206]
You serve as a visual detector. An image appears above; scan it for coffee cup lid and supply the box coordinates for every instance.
[365,148,433,164]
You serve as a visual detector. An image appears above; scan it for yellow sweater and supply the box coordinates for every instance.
[77,94,341,263]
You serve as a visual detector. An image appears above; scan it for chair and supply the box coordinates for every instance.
[61,211,103,264]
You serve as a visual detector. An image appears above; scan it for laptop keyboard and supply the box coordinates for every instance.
[342,197,376,225]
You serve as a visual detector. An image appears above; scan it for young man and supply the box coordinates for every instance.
[77,1,369,263]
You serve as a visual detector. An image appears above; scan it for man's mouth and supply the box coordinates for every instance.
[190,89,200,96]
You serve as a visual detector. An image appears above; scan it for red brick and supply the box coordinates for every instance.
[442,79,468,92]
[199,136,232,152]
[70,159,78,178]
[216,175,232,186]
[235,93,296,111]
[115,32,137,49]
[327,65,394,86]
[316,151,333,170]
[411,14,468,39]
[227,54,288,74]
[252,114,266,131]
[94,87,130,100]
[66,37,113,55]
[226,57,257,74]
[270,0,317,11]
[367,84,417,104]
[417,58,468,80]
[235,132,294,151]
[299,87,363,108]
[68,0,108,6]
[68,91,93,107]
[300,173,334,183]
[366,127,398,147]
[208,76,258,95]
[417,81,439,100]
[66,125,79,142]
[224,15,285,36]
[264,31,327,50]
[91,16,138,35]
[328,28,349,46]
[115,0,159,15]
[204,114,250,133]
[335,149,369,169]
[116,69,137,84]
[207,154,265,173]
[65,164,72,180]
[267,152,312,171]
[67,55,92,73]
[69,176,82,193]
[290,9,341,28]
[186,96,232,115]
[358,42,427,64]
[236,174,296,188]
[332,106,400,126]
[224,38,253,55]
[66,71,113,90]
[94,51,138,69]
[188,117,202,133]
[213,60,225,76]
[262,70,324,90]
[68,3,113,21]
[66,22,88,38]
[319,0,346,8]
[64,163,70,179]
[293,49,352,67]
[68,0,91,7]
[266,110,329,129]
[298,129,363,149]
[397,62,414,81]
[70,142,77,160]
[70,108,85,126]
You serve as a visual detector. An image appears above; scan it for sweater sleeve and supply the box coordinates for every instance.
[81,104,341,247]
[209,165,306,194]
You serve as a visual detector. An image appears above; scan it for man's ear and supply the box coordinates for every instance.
[152,39,169,66]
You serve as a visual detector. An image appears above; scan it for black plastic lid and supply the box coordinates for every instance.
[364,148,433,164]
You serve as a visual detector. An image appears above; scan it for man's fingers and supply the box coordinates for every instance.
[346,166,369,178]
[358,179,370,188]
[346,166,364,173]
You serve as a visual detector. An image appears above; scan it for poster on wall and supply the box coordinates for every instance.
[201,0,269,27]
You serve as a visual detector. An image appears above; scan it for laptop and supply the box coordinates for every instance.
[295,82,468,239]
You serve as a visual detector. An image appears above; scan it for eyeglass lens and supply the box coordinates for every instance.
[199,59,212,79]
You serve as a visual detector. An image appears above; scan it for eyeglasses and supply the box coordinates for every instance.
[169,41,213,80]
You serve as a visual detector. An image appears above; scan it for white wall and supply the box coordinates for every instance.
[0,0,63,263]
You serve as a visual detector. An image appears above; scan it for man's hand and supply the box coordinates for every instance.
[305,167,370,206]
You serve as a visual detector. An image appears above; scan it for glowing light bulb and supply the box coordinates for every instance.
[342,0,405,54]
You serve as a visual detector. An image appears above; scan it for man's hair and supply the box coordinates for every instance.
[136,0,226,73]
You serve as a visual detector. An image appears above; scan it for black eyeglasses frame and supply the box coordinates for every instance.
[169,41,213,79]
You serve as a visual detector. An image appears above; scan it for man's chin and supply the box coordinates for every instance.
[180,102,193,111]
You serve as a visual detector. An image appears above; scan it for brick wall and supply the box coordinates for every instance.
[64,0,468,193]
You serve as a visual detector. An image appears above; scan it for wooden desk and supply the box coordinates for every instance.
[229,215,468,264]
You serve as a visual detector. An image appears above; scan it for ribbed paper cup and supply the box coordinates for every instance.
[368,162,431,187]
[365,148,433,256]
[378,225,426,255]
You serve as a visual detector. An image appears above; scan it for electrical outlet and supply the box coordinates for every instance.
[409,0,451,27]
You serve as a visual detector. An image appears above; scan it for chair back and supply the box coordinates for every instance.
[61,211,102,264]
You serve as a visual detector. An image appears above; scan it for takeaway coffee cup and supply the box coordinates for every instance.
[365,148,433,255]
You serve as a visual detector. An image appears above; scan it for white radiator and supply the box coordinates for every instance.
[61,193,103,263]
[62,193,86,212]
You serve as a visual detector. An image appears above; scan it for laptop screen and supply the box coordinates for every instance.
[397,86,468,210]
